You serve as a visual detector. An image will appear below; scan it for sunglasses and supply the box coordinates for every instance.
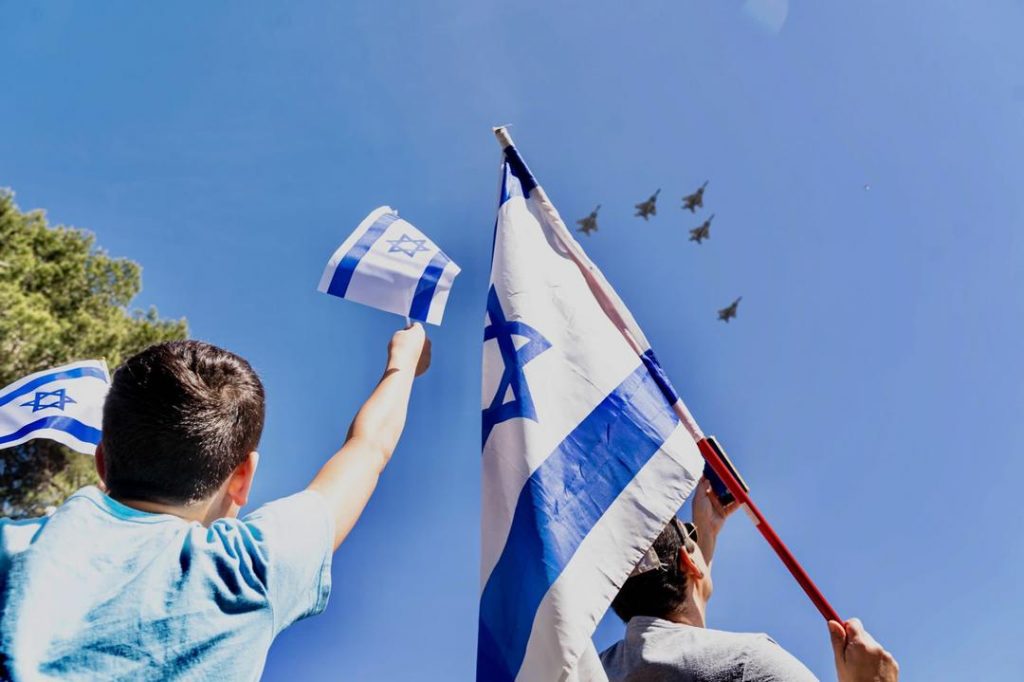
[629,518,699,577]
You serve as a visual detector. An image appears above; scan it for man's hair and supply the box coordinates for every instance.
[611,520,692,622]
[101,340,265,505]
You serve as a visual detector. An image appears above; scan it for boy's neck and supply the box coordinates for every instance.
[112,494,232,526]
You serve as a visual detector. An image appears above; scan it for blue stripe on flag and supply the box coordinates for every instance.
[408,251,450,322]
[0,416,102,446]
[499,162,524,207]
[640,349,680,405]
[502,146,538,198]
[477,363,679,682]
[0,367,108,408]
[326,212,399,298]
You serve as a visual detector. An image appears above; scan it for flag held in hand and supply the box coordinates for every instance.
[0,360,110,455]
[318,206,461,325]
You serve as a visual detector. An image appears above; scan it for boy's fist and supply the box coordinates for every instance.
[388,323,431,377]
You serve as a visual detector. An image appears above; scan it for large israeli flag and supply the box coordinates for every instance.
[478,137,705,682]
[0,360,110,456]
[318,206,461,325]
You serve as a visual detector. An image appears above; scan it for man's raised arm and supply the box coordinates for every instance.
[308,323,431,550]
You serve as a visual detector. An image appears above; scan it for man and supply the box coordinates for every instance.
[0,325,430,680]
[601,478,899,681]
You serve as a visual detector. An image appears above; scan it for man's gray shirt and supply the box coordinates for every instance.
[600,616,818,682]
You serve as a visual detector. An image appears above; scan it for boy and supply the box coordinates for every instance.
[0,324,430,680]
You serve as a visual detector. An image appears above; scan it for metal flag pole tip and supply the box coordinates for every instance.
[492,125,514,149]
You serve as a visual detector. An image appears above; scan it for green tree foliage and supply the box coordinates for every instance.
[0,189,187,518]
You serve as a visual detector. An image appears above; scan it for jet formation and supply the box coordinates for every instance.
[574,179,741,323]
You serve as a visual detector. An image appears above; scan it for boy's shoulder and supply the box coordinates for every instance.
[0,514,48,567]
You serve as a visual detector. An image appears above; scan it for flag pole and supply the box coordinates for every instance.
[491,126,842,625]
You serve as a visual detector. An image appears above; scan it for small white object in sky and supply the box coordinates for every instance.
[864,184,871,191]
[742,0,789,33]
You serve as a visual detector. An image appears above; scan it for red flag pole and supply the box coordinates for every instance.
[694,434,841,623]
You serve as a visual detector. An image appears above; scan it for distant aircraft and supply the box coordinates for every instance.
[689,214,715,244]
[634,189,661,220]
[682,181,709,213]
[576,205,601,236]
[717,297,741,323]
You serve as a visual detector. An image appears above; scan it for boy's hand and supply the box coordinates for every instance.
[311,322,432,551]
[829,618,899,682]
[387,323,431,376]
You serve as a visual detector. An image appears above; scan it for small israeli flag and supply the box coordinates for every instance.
[0,360,110,456]
[318,206,461,325]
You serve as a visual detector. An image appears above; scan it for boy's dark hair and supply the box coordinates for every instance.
[101,340,265,505]
[611,520,690,622]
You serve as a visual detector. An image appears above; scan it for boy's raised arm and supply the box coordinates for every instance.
[308,323,431,550]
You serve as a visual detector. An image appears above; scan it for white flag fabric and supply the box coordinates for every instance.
[478,144,704,682]
[318,206,461,325]
[0,360,110,456]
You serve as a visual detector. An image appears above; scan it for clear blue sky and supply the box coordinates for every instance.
[2,1,1022,679]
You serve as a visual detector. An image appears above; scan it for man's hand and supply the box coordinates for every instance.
[692,475,736,537]
[829,618,899,682]
[387,323,431,376]
[691,476,737,564]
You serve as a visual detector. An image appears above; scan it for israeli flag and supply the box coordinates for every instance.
[0,360,110,456]
[318,206,461,325]
[478,141,705,681]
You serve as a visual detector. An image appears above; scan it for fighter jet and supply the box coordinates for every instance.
[576,205,601,236]
[689,214,715,244]
[717,297,741,323]
[634,189,661,221]
[682,181,709,213]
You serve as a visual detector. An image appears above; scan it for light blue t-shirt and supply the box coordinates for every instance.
[0,486,334,681]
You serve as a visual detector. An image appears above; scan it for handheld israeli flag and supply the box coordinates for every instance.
[318,206,460,325]
[0,360,110,456]
[478,130,706,682]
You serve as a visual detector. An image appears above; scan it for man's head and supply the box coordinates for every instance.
[611,517,711,623]
[97,340,265,511]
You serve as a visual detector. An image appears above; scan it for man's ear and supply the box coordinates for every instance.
[95,441,106,481]
[226,451,260,508]
[678,545,705,581]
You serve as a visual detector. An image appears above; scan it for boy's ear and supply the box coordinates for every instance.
[95,442,106,481]
[226,451,260,508]
[678,545,705,581]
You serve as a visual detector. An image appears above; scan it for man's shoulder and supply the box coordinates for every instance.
[598,637,625,667]
[602,619,817,682]
[706,628,817,681]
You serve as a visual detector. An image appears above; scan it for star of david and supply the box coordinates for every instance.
[20,388,77,413]
[386,233,431,258]
[482,286,552,445]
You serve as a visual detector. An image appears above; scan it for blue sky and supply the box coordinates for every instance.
[2,1,1023,679]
